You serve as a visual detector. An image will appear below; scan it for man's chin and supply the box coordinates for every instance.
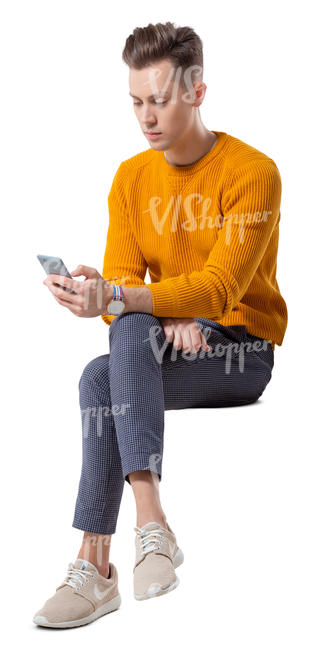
[148,140,165,150]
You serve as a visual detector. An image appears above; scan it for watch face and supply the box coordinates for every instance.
[108,300,125,315]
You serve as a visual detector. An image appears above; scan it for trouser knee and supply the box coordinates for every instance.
[109,312,165,356]
[78,354,110,407]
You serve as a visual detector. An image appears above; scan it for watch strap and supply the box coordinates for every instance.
[112,284,124,301]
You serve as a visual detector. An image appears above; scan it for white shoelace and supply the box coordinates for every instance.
[134,525,165,555]
[63,563,95,589]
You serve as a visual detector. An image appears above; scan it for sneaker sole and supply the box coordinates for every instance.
[134,547,184,600]
[33,593,121,628]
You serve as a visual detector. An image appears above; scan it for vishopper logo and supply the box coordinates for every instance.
[144,324,272,374]
[66,275,134,314]
[142,193,272,242]
[142,193,222,234]
[79,533,111,565]
[223,210,271,245]
[143,64,204,105]
[81,404,131,439]
[147,453,162,475]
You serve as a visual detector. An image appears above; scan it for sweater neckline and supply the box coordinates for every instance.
[158,130,229,176]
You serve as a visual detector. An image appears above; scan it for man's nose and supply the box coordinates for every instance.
[140,106,157,123]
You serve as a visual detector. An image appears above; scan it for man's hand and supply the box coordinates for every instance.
[160,317,211,354]
[42,264,113,318]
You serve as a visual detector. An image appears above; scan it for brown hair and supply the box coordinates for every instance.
[122,21,203,88]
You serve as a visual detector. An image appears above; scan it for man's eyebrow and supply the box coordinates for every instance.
[129,91,169,100]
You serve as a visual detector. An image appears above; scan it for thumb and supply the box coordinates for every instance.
[70,265,97,278]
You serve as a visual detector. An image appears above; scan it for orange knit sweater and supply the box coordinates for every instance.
[101,131,288,349]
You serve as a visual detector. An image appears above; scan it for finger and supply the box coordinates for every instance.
[58,300,83,316]
[198,330,211,351]
[55,295,74,306]
[49,283,82,305]
[46,274,78,293]
[201,330,211,351]
[46,273,71,286]
[70,265,99,279]
[202,339,211,351]
[163,324,174,343]
[46,275,81,295]
[182,325,195,353]
[182,322,204,353]
[51,289,73,307]
[172,328,183,350]
[187,326,203,352]
[55,293,82,313]
[194,323,211,351]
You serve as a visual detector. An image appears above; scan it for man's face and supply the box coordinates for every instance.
[129,58,198,150]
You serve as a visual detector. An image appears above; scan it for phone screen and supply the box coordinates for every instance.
[37,255,76,293]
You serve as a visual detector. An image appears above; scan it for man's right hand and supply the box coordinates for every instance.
[159,317,211,354]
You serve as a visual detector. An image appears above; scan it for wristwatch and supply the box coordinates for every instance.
[106,284,125,316]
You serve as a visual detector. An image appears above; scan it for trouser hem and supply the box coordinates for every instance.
[72,505,118,535]
[123,459,162,484]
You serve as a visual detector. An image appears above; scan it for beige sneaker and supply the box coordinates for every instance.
[133,521,184,600]
[33,558,121,628]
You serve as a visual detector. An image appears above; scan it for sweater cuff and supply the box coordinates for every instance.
[146,281,179,317]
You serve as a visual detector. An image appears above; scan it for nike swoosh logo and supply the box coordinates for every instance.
[94,583,115,600]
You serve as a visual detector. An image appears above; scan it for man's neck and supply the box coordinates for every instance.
[163,130,218,167]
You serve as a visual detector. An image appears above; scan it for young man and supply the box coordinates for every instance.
[34,21,287,627]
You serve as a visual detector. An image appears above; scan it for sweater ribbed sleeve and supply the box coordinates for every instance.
[101,162,147,326]
[146,159,282,319]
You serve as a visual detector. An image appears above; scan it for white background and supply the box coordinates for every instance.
[1,0,331,647]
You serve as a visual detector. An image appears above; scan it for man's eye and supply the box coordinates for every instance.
[133,100,168,106]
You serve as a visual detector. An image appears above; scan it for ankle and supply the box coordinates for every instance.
[77,554,110,579]
[98,565,111,579]
[136,514,167,529]
[78,532,112,577]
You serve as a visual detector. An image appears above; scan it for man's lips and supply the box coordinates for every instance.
[145,131,162,135]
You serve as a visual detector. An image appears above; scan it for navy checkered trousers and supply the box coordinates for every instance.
[72,312,274,535]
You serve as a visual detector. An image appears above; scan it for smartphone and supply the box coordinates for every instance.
[37,255,76,293]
